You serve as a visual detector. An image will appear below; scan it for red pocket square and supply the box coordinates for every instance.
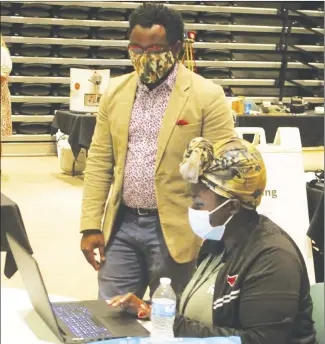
[176,119,189,126]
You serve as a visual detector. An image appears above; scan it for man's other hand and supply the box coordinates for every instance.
[81,231,105,271]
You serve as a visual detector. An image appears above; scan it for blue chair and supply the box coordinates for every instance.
[310,283,324,344]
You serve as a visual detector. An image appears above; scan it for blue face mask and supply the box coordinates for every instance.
[188,199,234,241]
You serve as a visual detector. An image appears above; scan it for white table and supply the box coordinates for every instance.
[1,288,69,344]
[1,288,151,344]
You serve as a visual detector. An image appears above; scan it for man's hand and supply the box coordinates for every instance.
[106,293,151,319]
[80,231,105,271]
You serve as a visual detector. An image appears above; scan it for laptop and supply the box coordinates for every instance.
[7,233,149,343]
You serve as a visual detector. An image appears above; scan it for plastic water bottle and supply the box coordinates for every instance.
[151,277,176,340]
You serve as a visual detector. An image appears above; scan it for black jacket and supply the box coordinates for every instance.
[173,212,317,344]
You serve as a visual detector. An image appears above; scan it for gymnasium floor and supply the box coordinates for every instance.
[1,156,99,300]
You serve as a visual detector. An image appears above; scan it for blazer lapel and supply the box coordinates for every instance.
[116,73,138,158]
[155,64,191,173]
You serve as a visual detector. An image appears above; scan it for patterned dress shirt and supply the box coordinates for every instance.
[122,63,179,209]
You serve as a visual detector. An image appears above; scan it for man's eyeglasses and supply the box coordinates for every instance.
[128,44,170,55]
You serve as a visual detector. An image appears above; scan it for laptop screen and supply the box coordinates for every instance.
[6,234,64,342]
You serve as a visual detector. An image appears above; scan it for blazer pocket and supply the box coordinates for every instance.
[174,122,202,133]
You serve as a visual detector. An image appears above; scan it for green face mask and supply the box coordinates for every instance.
[129,50,176,84]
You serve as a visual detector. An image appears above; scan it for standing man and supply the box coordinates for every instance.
[80,3,234,300]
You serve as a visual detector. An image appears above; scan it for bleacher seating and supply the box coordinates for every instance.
[19,24,52,37]
[57,6,91,20]
[0,0,323,155]
[17,3,52,17]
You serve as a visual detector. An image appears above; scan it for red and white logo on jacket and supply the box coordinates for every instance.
[227,274,238,287]
[213,274,240,310]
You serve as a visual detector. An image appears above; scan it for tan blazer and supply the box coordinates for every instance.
[81,63,235,263]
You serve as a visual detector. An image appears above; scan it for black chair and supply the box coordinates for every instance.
[57,103,70,111]
[181,11,198,23]
[57,26,90,39]
[6,43,18,56]
[298,14,324,31]
[316,86,324,97]
[11,64,20,77]
[198,13,233,24]
[57,6,90,20]
[1,2,12,16]
[236,2,288,9]
[96,8,128,21]
[299,34,324,46]
[17,3,52,18]
[15,84,52,96]
[8,84,16,95]
[232,52,283,62]
[109,66,133,77]
[19,24,52,38]
[231,86,298,97]
[199,1,231,5]
[18,64,52,76]
[5,42,13,51]
[16,123,51,135]
[172,1,200,4]
[12,123,18,135]
[92,47,127,59]
[238,1,303,10]
[148,1,169,4]
[197,31,232,42]
[223,87,234,97]
[20,103,52,116]
[231,69,303,79]
[198,49,233,61]
[1,23,13,36]
[11,103,21,116]
[15,44,52,57]
[94,28,127,40]
[233,33,301,45]
[198,67,233,79]
[57,45,90,58]
[56,65,90,77]
[54,84,70,97]
[233,14,282,26]
[301,1,324,10]
[10,83,20,96]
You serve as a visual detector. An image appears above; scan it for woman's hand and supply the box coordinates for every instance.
[106,293,151,319]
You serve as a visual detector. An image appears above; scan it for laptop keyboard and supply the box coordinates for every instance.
[52,303,113,339]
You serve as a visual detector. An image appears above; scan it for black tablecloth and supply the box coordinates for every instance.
[51,111,97,158]
[307,182,324,250]
[52,112,324,157]
[1,193,33,278]
[236,115,324,147]
[306,182,324,283]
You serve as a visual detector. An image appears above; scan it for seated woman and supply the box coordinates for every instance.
[107,137,317,344]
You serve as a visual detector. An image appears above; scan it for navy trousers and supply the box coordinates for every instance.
[98,207,195,300]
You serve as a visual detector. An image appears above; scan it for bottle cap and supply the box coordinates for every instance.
[160,277,171,285]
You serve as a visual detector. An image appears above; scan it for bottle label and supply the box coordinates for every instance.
[151,301,176,318]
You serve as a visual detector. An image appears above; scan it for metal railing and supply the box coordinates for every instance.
[276,4,324,100]
[9,76,324,87]
[1,15,324,35]
[3,35,324,53]
[2,1,323,148]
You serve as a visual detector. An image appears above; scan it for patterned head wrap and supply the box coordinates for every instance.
[179,137,267,210]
